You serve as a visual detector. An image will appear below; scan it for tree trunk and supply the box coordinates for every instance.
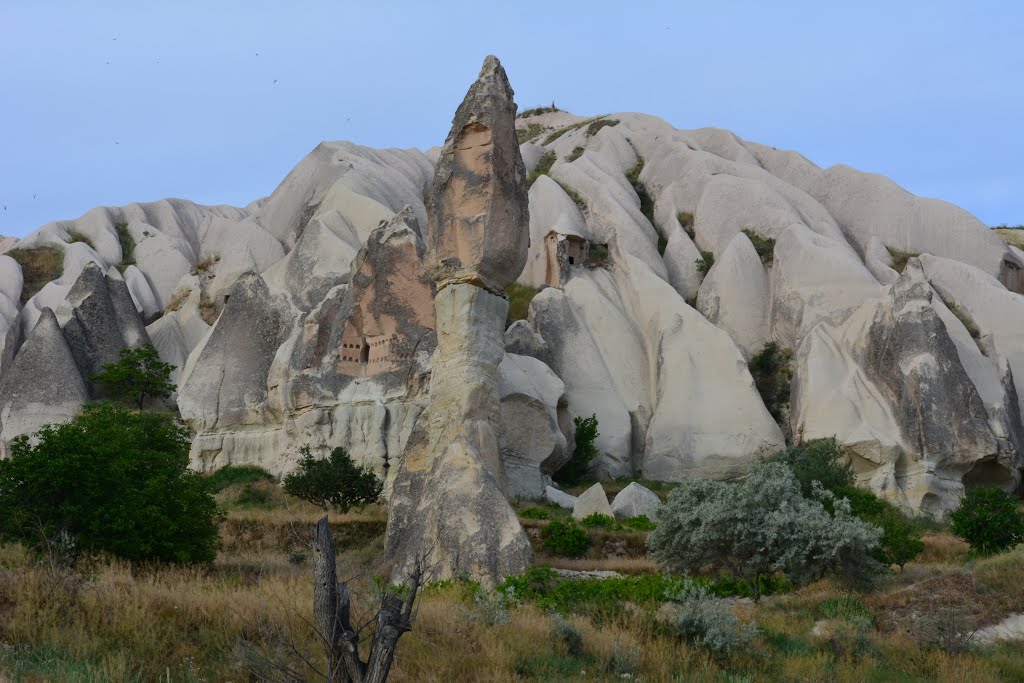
[312,513,420,683]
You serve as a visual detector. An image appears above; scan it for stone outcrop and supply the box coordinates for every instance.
[610,482,662,520]
[572,482,613,520]
[3,66,1022,517]
[385,56,533,585]
[0,309,88,450]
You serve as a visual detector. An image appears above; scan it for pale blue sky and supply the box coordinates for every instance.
[1,1,1021,237]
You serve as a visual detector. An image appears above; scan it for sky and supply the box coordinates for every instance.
[1,1,1022,238]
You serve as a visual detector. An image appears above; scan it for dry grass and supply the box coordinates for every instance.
[995,227,1024,250]
[6,245,64,304]
[2,501,1023,681]
[919,532,971,564]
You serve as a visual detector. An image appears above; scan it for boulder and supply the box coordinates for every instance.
[610,482,662,520]
[544,485,577,509]
[498,353,568,498]
[572,482,613,520]
[503,319,549,361]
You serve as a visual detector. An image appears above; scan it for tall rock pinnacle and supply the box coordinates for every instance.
[384,56,533,585]
[424,55,530,293]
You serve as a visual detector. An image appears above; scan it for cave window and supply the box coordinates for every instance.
[360,342,369,364]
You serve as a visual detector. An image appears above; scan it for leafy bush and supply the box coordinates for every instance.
[622,515,657,532]
[282,446,383,512]
[519,104,561,118]
[748,341,793,424]
[950,486,1024,555]
[664,579,758,660]
[0,404,220,564]
[648,462,881,600]
[7,245,64,304]
[767,437,854,498]
[741,229,776,266]
[579,513,616,529]
[519,507,551,520]
[769,438,923,569]
[568,146,585,162]
[541,519,590,557]
[555,414,599,485]
[89,343,176,409]
[695,250,714,274]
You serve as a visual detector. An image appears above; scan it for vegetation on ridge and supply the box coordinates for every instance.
[7,244,63,304]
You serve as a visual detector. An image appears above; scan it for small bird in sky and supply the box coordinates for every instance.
[33,194,36,200]
[115,141,119,145]
[273,79,278,84]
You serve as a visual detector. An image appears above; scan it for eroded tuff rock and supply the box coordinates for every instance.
[423,56,530,294]
[386,56,533,585]
[0,309,88,451]
[792,260,1018,516]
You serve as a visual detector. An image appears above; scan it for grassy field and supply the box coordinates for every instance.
[1,479,1023,682]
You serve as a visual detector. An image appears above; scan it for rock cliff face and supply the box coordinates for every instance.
[385,56,533,585]
[0,59,1021,525]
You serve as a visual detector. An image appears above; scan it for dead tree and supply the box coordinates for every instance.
[312,514,424,683]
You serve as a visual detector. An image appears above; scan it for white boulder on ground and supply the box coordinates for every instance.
[610,482,662,520]
[544,485,577,510]
[572,482,613,520]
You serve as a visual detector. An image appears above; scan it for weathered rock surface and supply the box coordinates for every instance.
[696,231,770,359]
[385,56,533,585]
[572,482,613,520]
[610,482,662,520]
[0,309,88,450]
[544,485,577,509]
[3,69,1022,517]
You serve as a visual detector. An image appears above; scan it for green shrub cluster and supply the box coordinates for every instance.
[579,513,616,529]
[664,579,759,659]
[748,341,793,425]
[885,245,921,273]
[555,414,599,485]
[695,250,714,274]
[67,230,95,250]
[0,404,221,564]
[204,465,276,493]
[115,222,136,267]
[527,150,556,187]
[89,343,176,410]
[950,486,1024,555]
[768,438,924,570]
[282,446,383,512]
[625,155,655,226]
[498,566,787,615]
[649,461,882,600]
[741,228,776,266]
[518,507,551,520]
[568,146,585,162]
[541,519,590,557]
[677,211,695,238]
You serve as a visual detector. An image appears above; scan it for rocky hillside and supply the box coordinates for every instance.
[1,82,1022,519]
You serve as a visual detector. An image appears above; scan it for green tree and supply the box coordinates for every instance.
[950,486,1024,555]
[0,403,220,564]
[769,438,923,569]
[648,462,881,601]
[283,446,383,512]
[89,343,176,409]
[555,414,599,485]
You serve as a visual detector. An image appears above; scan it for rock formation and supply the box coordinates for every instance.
[1,60,1022,518]
[384,56,534,584]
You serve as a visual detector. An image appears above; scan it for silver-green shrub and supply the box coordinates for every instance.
[664,579,758,659]
[648,462,882,600]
